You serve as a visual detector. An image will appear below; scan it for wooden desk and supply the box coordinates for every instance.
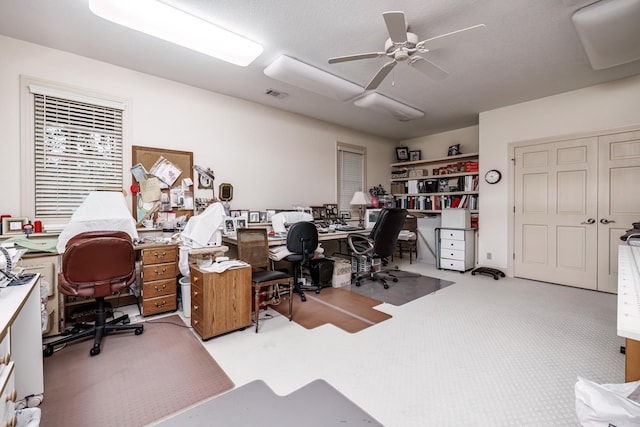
[0,274,44,426]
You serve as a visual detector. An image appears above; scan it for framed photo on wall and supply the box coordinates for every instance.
[396,147,409,162]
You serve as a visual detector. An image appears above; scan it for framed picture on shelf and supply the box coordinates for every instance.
[248,211,260,223]
[409,150,421,161]
[224,218,236,235]
[1,217,27,235]
[396,147,409,162]
[447,144,461,156]
[235,218,247,229]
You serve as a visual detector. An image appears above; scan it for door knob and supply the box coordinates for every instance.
[580,218,595,224]
[600,218,615,224]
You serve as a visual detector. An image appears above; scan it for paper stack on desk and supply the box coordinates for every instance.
[269,245,292,261]
[200,260,248,273]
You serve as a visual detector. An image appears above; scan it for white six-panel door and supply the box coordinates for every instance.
[514,138,598,289]
[514,130,640,293]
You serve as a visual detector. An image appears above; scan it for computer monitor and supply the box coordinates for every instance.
[365,208,382,229]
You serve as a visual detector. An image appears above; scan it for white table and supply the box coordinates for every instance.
[0,274,43,425]
[618,245,640,381]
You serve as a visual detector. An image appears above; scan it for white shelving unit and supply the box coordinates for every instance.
[390,152,479,215]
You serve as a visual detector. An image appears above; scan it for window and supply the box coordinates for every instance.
[337,143,366,214]
[21,78,126,219]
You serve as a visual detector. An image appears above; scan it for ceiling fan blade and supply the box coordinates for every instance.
[365,61,396,90]
[417,24,487,52]
[409,57,449,80]
[383,11,407,44]
[328,52,386,64]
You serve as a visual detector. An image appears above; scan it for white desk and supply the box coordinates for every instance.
[618,245,640,381]
[223,229,369,248]
[0,274,44,425]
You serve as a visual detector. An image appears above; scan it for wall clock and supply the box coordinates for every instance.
[484,169,502,184]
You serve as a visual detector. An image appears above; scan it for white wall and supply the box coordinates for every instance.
[401,125,479,158]
[0,35,394,219]
[478,73,640,271]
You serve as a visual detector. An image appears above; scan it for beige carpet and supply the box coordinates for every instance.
[40,315,234,427]
[272,287,391,333]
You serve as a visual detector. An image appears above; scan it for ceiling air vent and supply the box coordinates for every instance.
[264,88,288,99]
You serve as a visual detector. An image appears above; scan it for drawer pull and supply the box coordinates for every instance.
[193,290,199,297]
[193,319,199,326]
[6,389,17,402]
[193,305,199,312]
[153,284,167,291]
[153,268,167,274]
[154,251,167,258]
[1,353,10,365]
[154,300,167,308]
[193,277,199,284]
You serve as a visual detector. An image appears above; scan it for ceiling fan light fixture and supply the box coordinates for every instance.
[88,0,263,66]
[264,55,362,101]
[354,92,423,121]
[571,0,640,69]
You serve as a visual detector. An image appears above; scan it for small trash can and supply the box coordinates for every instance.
[179,276,191,318]
[309,258,335,287]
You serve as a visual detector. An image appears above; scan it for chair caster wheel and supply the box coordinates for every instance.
[384,284,389,289]
[315,289,321,294]
[43,345,54,358]
[90,347,101,356]
[393,278,398,282]
[301,295,307,302]
[355,281,361,287]
[135,326,144,335]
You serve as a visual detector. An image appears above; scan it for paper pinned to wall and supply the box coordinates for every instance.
[150,156,182,186]
[139,177,162,202]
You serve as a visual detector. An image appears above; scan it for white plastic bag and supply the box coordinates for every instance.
[575,376,640,426]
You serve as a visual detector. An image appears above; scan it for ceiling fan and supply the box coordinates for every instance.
[328,11,486,90]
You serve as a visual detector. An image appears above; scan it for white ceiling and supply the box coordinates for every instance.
[1,0,640,140]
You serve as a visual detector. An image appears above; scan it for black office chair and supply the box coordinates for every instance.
[43,231,144,357]
[348,208,407,289]
[284,221,319,302]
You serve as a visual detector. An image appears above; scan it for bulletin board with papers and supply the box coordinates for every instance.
[131,146,194,225]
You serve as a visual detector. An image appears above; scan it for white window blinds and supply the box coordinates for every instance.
[337,145,365,213]
[32,91,124,217]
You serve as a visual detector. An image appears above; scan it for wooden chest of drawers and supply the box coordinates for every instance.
[140,244,178,316]
[189,265,251,340]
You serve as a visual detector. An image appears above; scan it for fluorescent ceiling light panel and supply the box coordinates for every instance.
[354,93,424,121]
[572,0,640,69]
[264,55,362,101]
[89,0,263,66]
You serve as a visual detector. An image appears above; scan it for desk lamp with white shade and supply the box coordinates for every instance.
[350,191,371,228]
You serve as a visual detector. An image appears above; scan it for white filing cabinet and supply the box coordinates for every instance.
[436,228,475,272]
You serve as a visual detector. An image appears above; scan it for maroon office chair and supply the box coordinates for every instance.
[43,231,143,357]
